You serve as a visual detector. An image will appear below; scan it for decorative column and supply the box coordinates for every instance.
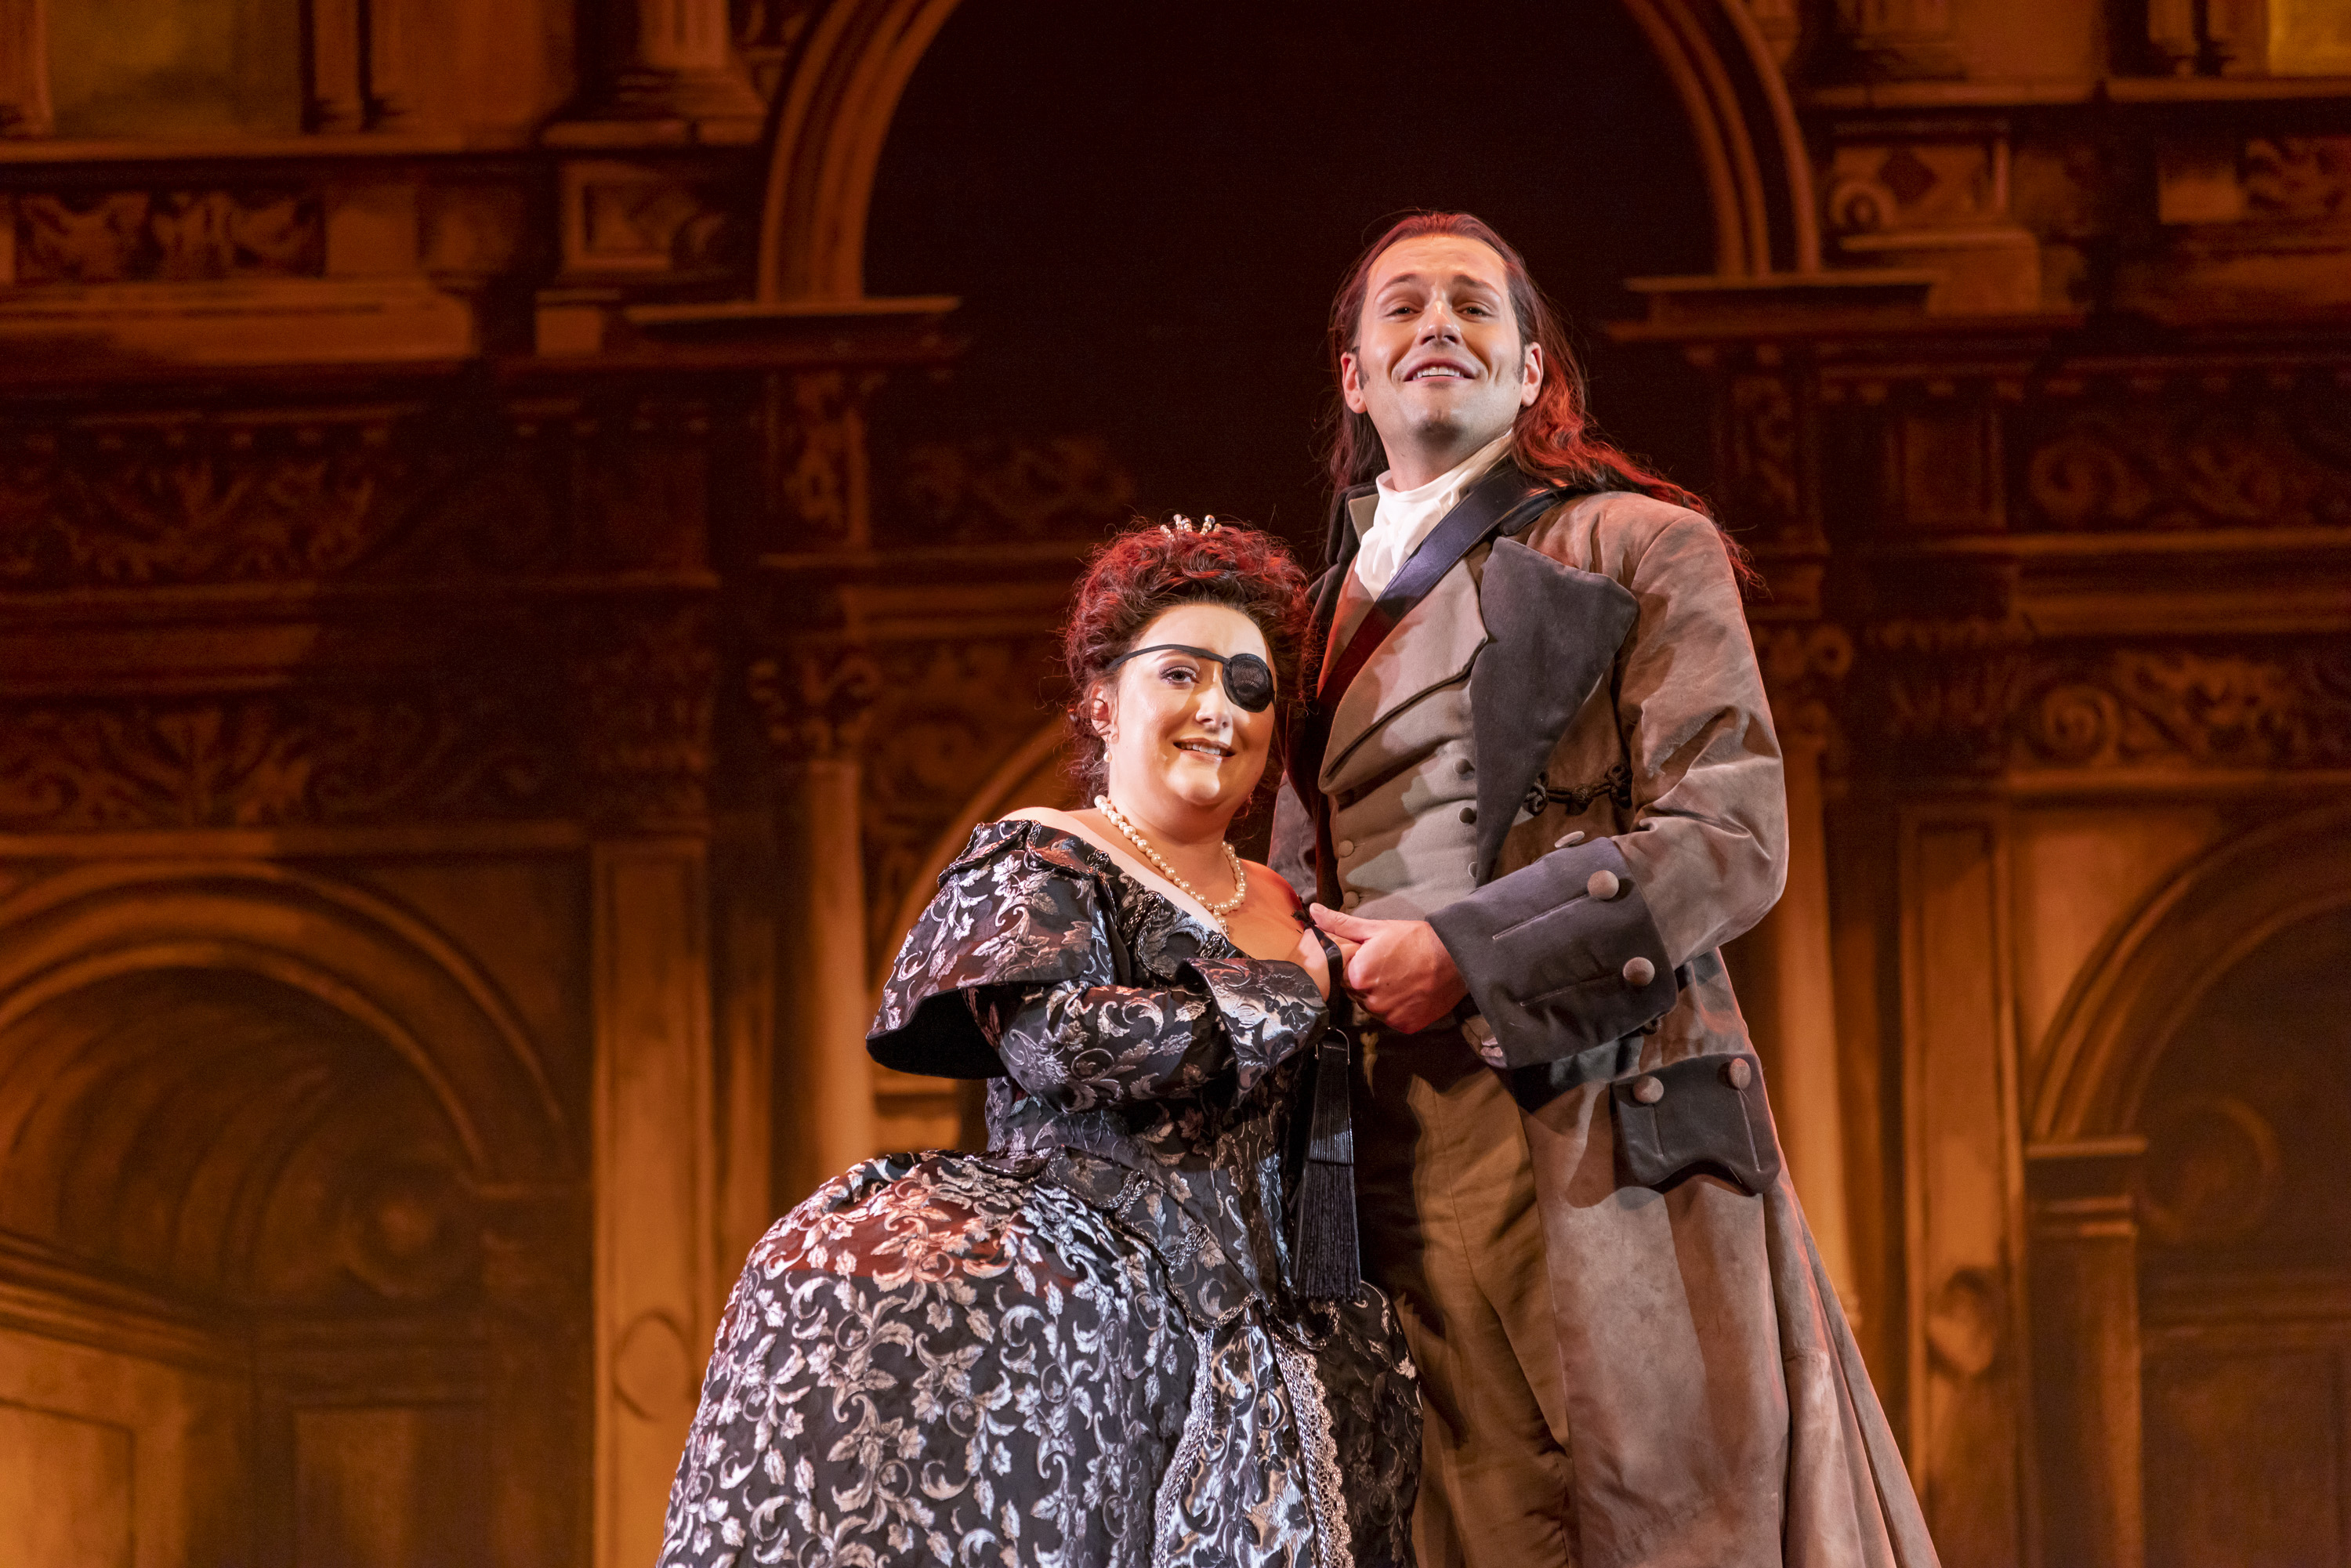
[574,606,722,1568]
[750,646,884,1204]
[0,0,49,136]
[2027,1137,2149,1568]
[590,0,764,128]
[1753,625,1863,1313]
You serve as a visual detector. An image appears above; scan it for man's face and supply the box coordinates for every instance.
[1341,234,1542,467]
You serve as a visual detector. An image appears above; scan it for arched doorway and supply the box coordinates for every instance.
[2132,907,2351,1568]
[0,866,581,1568]
[2029,806,2351,1568]
[857,0,1736,543]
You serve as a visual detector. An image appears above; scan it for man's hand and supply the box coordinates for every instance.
[1309,907,1469,1034]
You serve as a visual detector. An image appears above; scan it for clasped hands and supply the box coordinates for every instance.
[1294,905,1468,1036]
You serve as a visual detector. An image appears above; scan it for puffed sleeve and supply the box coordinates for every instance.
[987,944,1324,1112]
[1429,506,1787,1067]
[868,820,1325,1095]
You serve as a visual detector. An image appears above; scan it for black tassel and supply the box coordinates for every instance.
[1290,924,1360,1301]
[1291,1030,1360,1299]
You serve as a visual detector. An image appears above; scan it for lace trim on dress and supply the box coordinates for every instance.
[1153,1322,1223,1568]
[1273,1330,1356,1568]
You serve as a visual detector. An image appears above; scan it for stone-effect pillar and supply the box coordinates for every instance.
[572,603,721,1568]
[1753,625,1862,1313]
[0,0,50,136]
[751,646,884,1204]
[2027,1137,2149,1568]
[592,0,764,127]
[590,841,716,1568]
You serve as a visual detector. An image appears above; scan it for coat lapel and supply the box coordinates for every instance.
[1318,553,1491,793]
[1469,537,1640,878]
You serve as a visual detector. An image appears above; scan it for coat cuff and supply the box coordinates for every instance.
[1427,836,1679,1069]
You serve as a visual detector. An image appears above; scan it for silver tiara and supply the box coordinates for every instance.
[1161,514,1222,536]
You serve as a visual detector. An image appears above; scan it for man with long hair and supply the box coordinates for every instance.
[1273,214,1935,1567]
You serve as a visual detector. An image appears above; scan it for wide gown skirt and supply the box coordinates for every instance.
[656,1150,1418,1568]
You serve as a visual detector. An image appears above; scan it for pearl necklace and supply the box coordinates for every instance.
[1093,794,1248,934]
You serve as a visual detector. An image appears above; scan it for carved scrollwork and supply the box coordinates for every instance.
[2023,399,2351,532]
[1864,627,2351,777]
[0,690,563,830]
[571,605,718,827]
[0,415,567,588]
[773,371,882,549]
[14,189,324,284]
[1758,623,1856,758]
[2014,649,2351,770]
[1725,375,1802,539]
[857,636,1065,956]
[891,436,1138,545]
[747,644,885,762]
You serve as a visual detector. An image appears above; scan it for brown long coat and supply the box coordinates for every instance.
[1274,486,1940,1567]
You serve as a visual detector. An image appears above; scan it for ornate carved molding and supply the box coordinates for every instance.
[0,689,564,831]
[1722,371,1806,541]
[746,643,883,762]
[0,400,736,591]
[2016,649,2351,770]
[890,435,1136,545]
[1862,626,2351,777]
[1758,622,1855,757]
[857,635,1063,957]
[13,190,324,284]
[770,371,880,550]
[571,605,718,828]
[2024,397,2351,533]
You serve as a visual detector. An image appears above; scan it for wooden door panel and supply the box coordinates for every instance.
[0,1400,134,1568]
[2145,1349,2344,1568]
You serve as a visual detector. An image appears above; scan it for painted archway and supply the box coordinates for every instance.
[757,0,1819,302]
[0,860,582,1568]
[2030,802,2351,1143]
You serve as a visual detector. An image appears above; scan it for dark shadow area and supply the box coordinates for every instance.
[866,0,1719,552]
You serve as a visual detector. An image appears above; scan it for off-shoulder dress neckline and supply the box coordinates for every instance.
[1002,817,1246,958]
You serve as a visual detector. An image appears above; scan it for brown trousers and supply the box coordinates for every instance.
[1354,1026,1577,1568]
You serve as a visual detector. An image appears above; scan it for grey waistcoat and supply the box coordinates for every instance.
[1317,548,1490,922]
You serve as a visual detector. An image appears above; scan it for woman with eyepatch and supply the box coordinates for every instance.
[657,520,1421,1568]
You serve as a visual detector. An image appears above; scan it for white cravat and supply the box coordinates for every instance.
[1351,431,1516,597]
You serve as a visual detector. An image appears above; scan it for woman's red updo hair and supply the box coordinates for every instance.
[1064,521,1313,798]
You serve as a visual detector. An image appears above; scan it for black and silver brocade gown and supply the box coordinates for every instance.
[657,820,1421,1568]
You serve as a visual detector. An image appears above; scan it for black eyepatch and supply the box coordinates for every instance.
[1104,643,1277,712]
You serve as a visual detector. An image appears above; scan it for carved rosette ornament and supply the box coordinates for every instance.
[570,604,719,829]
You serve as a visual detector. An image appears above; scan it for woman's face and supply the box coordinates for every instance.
[1093,602,1277,823]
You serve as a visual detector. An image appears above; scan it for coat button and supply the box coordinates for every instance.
[1555,831,1585,849]
[1457,758,1475,777]
[1586,869,1620,901]
[1337,838,1356,857]
[1621,956,1656,987]
[1459,806,1476,824]
[1632,1076,1665,1105]
[1343,890,1362,910]
[1724,1057,1752,1089]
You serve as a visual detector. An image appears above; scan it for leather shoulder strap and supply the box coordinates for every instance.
[1314,463,1567,704]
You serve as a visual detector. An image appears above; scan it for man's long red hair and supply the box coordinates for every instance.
[1324,212,1748,579]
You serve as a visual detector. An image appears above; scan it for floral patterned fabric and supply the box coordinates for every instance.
[658,820,1421,1568]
